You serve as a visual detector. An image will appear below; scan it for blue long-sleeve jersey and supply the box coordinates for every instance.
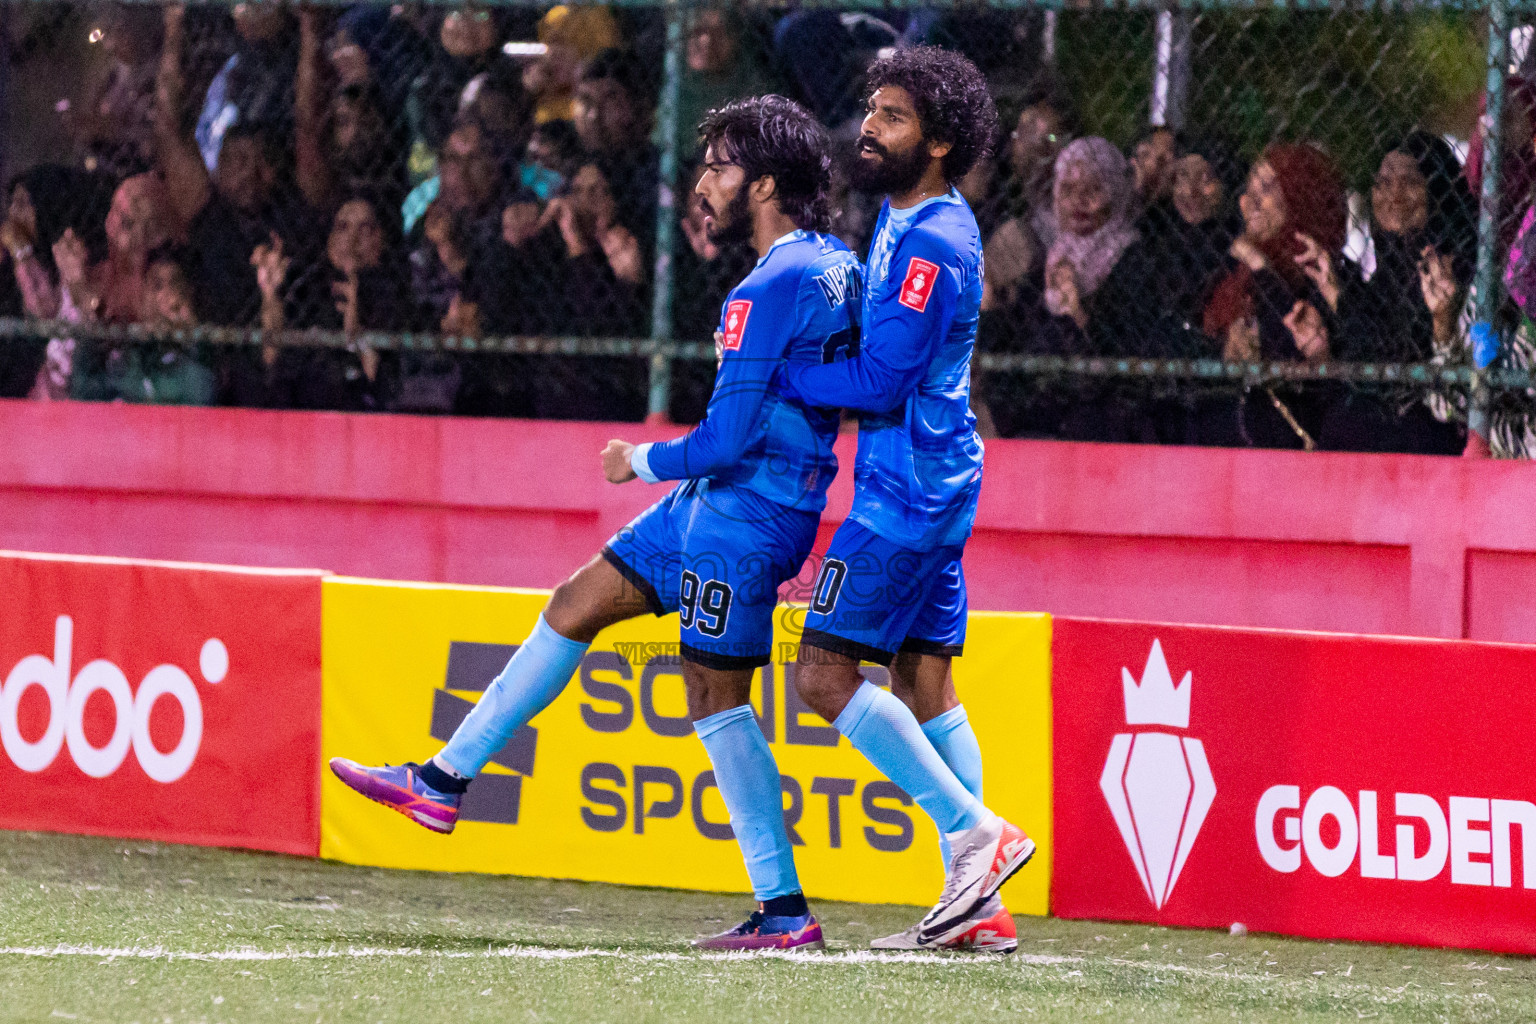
[777,190,985,551]
[632,230,861,513]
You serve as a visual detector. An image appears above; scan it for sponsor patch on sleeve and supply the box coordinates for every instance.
[898,258,939,312]
[721,300,752,351]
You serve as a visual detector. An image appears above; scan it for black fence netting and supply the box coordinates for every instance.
[0,0,1533,454]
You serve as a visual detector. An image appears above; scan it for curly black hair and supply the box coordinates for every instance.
[697,95,833,232]
[865,45,1000,185]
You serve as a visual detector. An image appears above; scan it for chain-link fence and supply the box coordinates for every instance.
[0,0,1531,452]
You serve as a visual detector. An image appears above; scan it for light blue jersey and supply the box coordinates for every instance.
[779,190,985,550]
[633,230,862,514]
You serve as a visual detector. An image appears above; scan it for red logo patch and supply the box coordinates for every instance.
[722,300,752,351]
[898,258,939,312]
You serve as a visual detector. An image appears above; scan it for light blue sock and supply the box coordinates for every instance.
[923,704,984,867]
[695,704,800,900]
[438,614,588,778]
[834,682,986,836]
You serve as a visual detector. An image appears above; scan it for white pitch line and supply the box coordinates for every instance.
[702,949,1079,966]
[0,944,1079,967]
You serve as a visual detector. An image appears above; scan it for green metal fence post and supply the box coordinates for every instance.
[1469,0,1511,447]
[646,0,684,424]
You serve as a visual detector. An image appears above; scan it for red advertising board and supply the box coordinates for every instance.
[1052,617,1536,955]
[0,551,322,855]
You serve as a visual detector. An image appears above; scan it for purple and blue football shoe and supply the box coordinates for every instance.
[694,908,825,951]
[329,757,461,834]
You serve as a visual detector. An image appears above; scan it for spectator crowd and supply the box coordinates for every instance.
[0,0,1526,455]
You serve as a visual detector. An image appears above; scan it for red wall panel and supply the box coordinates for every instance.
[11,399,1536,640]
[1465,549,1536,644]
[965,530,1413,636]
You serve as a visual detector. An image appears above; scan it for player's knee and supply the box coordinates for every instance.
[545,577,602,643]
[792,657,857,722]
[544,577,582,622]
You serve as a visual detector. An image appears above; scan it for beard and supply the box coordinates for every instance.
[849,136,929,195]
[703,186,754,245]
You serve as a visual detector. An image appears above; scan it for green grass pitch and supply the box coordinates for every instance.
[0,830,1529,1023]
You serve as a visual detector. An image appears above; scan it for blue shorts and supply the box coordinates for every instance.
[602,479,820,670]
[799,519,967,666]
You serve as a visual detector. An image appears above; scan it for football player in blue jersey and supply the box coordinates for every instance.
[330,95,861,952]
[775,47,1034,952]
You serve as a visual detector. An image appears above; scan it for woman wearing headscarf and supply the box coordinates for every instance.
[1315,132,1471,453]
[1197,142,1362,448]
[239,189,411,411]
[523,161,647,421]
[1038,138,1142,342]
[979,137,1166,441]
[1142,136,1246,332]
[1362,131,1476,350]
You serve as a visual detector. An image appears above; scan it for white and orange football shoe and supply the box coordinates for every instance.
[916,815,1035,947]
[871,895,1017,954]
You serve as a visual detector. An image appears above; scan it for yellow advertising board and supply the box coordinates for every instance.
[320,576,1052,913]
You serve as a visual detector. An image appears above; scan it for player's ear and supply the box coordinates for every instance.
[927,139,954,161]
[751,174,779,206]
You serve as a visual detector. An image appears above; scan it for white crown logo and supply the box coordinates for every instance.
[1100,639,1215,910]
[1122,638,1191,729]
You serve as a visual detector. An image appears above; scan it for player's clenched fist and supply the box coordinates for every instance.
[602,440,637,483]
